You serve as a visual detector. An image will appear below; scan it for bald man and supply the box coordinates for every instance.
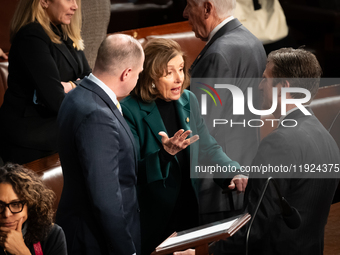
[56,34,144,255]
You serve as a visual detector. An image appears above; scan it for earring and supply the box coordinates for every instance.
[152,83,155,88]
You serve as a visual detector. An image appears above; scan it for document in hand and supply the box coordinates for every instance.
[152,213,251,255]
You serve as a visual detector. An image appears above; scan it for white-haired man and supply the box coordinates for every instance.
[183,0,267,224]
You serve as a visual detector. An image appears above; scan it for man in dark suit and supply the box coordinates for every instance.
[56,34,144,255]
[175,48,340,255]
[215,48,340,255]
[183,0,267,224]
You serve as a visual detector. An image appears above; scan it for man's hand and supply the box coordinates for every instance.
[173,248,195,255]
[228,174,248,193]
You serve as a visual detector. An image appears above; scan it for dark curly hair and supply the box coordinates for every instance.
[0,163,55,245]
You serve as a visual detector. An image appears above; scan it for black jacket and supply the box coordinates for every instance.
[0,22,90,163]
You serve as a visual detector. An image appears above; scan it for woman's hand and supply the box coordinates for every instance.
[0,48,8,60]
[0,218,31,255]
[159,129,199,155]
[61,81,74,93]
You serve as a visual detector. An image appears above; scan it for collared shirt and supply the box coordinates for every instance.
[87,73,122,115]
[207,16,235,44]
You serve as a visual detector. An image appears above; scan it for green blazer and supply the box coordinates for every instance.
[121,90,240,254]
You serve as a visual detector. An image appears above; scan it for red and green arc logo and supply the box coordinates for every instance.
[198,82,223,106]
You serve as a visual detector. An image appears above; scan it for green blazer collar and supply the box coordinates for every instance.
[138,92,191,144]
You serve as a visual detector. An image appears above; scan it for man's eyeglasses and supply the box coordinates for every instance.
[0,201,26,214]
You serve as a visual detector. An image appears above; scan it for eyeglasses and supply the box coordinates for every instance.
[0,201,26,214]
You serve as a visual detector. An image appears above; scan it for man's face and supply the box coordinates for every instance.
[259,61,276,111]
[183,0,210,41]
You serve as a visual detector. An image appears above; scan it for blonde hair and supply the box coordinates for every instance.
[10,0,84,50]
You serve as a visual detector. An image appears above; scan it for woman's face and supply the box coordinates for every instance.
[155,54,185,102]
[0,183,28,230]
[44,0,78,26]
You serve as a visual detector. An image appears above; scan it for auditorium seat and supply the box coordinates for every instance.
[107,0,174,33]
[260,85,340,141]
[23,153,63,219]
[117,21,206,67]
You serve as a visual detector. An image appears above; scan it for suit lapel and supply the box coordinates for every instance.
[54,43,79,77]
[80,78,138,163]
[176,94,192,159]
[139,100,167,145]
[189,18,243,74]
[176,94,191,131]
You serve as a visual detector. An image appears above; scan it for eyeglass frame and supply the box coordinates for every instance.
[0,201,26,214]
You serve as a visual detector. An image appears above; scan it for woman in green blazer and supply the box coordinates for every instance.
[121,38,245,255]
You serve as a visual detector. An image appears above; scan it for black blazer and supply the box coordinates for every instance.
[0,22,90,163]
[56,77,140,255]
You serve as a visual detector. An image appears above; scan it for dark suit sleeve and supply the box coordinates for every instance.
[189,91,240,182]
[15,26,65,114]
[122,105,172,184]
[74,108,136,255]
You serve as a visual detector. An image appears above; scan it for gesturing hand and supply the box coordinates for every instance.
[0,218,31,255]
[159,129,199,155]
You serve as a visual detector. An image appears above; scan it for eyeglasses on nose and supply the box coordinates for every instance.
[0,201,26,214]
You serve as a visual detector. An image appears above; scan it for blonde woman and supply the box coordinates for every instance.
[0,0,90,164]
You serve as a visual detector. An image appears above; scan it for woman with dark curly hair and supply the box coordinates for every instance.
[0,163,67,255]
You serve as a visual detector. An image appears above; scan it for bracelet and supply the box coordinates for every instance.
[69,81,76,89]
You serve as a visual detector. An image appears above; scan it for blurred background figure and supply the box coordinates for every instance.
[0,0,90,164]
[121,38,246,255]
[234,0,296,55]
[0,163,67,255]
[81,0,111,69]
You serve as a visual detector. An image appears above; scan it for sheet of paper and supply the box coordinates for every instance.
[158,219,237,248]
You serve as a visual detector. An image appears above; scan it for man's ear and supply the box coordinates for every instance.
[282,80,290,88]
[120,68,132,82]
[203,1,213,19]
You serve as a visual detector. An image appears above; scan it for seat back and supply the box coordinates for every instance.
[24,153,63,220]
[117,21,205,67]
